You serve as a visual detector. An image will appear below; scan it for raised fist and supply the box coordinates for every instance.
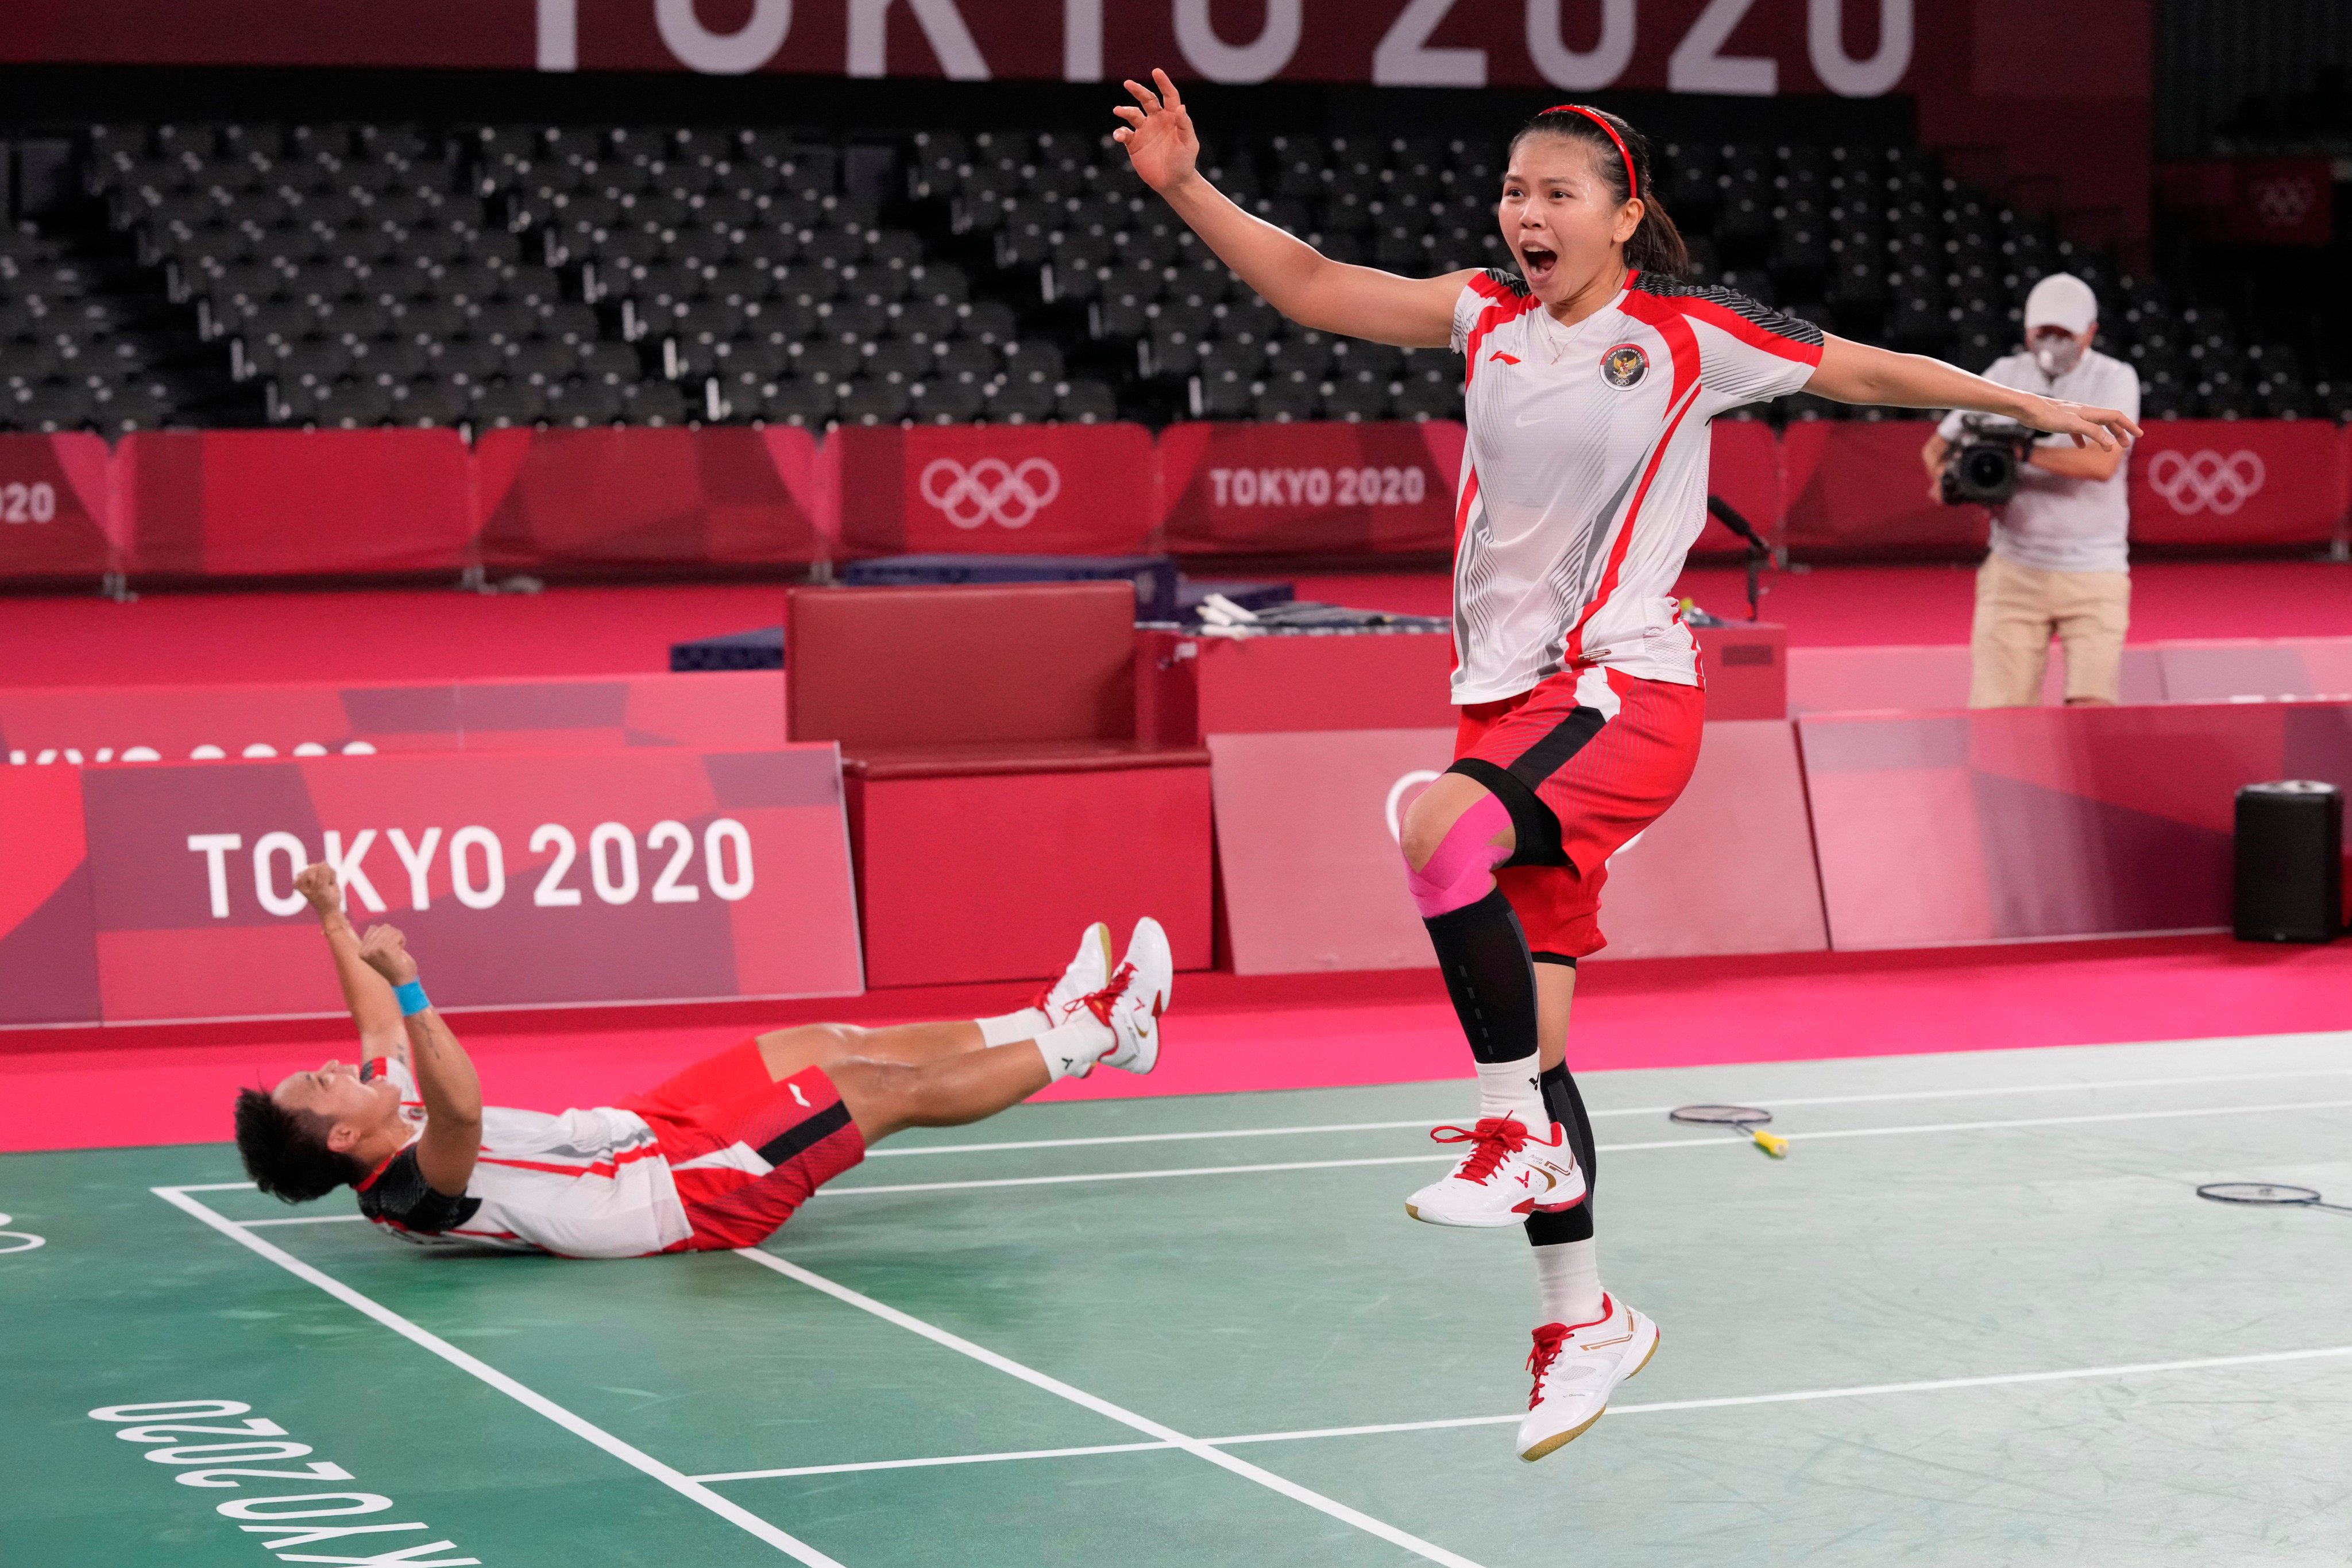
[293,862,342,917]
[357,924,419,986]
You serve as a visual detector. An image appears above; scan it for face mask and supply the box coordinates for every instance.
[2030,333,2085,377]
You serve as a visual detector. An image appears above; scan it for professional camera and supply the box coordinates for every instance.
[1938,415,2039,505]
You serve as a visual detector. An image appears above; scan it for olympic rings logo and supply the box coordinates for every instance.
[2146,449,2266,516]
[0,1212,44,1254]
[1385,770,1442,842]
[917,457,1062,530]
[2250,176,2316,227]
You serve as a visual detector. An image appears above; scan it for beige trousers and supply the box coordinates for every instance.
[1968,551,2131,708]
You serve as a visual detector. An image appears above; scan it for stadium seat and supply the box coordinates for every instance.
[21,117,2295,435]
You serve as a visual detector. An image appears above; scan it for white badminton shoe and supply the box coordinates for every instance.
[1033,922,1115,1029]
[1517,1295,1659,1461]
[1083,917,1171,1075]
[1403,1116,1586,1227]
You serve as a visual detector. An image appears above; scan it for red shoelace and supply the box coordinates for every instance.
[1524,1323,1570,1404]
[1079,961,1137,1028]
[1427,1116,1531,1184]
[1524,1297,1615,1405]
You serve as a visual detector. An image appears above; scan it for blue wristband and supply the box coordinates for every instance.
[393,979,430,1017]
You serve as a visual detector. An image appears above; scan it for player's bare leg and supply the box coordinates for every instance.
[755,1021,983,1079]
[754,920,1124,1079]
[830,1045,1051,1141]
[832,918,1172,1142]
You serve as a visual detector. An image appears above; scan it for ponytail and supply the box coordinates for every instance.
[1510,105,1690,279]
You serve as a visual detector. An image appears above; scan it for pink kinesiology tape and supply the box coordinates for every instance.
[1404,791,1515,917]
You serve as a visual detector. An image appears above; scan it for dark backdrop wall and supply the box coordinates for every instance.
[2156,0,2352,156]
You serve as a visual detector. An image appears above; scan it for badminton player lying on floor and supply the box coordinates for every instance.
[233,864,1169,1256]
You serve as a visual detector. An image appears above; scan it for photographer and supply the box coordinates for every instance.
[1921,274,2142,707]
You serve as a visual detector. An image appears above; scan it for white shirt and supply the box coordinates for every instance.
[1936,346,2141,576]
[1447,269,1823,704]
[354,1057,692,1259]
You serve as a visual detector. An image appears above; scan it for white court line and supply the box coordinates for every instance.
[241,1212,368,1226]
[735,1248,1489,1568]
[690,1339,2352,1482]
[819,1097,2352,1198]
[696,1440,1173,1482]
[868,1067,2352,1159]
[152,1186,847,1567]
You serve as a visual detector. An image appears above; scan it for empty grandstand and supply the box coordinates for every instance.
[3,111,2343,435]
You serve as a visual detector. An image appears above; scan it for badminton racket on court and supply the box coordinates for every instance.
[1669,1104,1788,1158]
[2196,1182,2352,1216]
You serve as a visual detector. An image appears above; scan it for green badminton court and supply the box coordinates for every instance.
[5,1030,2350,1567]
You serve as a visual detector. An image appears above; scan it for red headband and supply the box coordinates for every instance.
[1543,103,1637,202]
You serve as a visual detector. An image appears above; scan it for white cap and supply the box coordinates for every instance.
[2023,272,2097,334]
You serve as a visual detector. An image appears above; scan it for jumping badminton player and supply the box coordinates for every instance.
[233,864,1169,1256]
[1114,75,2138,1460]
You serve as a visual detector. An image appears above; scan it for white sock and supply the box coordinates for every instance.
[1533,1238,1604,1328]
[1474,1054,1548,1129]
[1034,1017,1113,1082]
[977,1006,1052,1048]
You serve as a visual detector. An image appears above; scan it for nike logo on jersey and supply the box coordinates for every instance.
[1514,412,1552,427]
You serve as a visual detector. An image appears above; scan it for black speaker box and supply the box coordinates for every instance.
[2233,780,2343,943]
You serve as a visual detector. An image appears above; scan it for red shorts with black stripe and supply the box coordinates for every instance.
[1454,665,1705,960]
[619,1044,866,1252]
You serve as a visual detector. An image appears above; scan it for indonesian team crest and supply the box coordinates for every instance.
[1600,343,1649,389]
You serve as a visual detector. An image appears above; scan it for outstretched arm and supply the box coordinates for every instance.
[1808,335,2141,450]
[295,863,406,1068]
[357,924,481,1197]
[1115,68,1472,349]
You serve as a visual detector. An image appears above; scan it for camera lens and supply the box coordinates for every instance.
[1964,448,2009,489]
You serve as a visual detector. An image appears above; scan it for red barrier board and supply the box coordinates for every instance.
[1782,420,1987,557]
[832,423,1157,556]
[1798,701,2352,948]
[474,424,830,568]
[0,671,782,767]
[1785,644,2173,714]
[854,763,1212,988]
[0,432,115,582]
[35,745,860,1025]
[119,428,473,577]
[2127,420,2345,548]
[1690,418,1783,559]
[1136,629,1457,746]
[2155,639,2352,703]
[1155,420,1463,555]
[1577,720,1828,958]
[1209,722,1826,975]
[0,766,99,1025]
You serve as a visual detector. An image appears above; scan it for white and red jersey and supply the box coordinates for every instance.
[353,1057,692,1260]
[1447,268,1822,704]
